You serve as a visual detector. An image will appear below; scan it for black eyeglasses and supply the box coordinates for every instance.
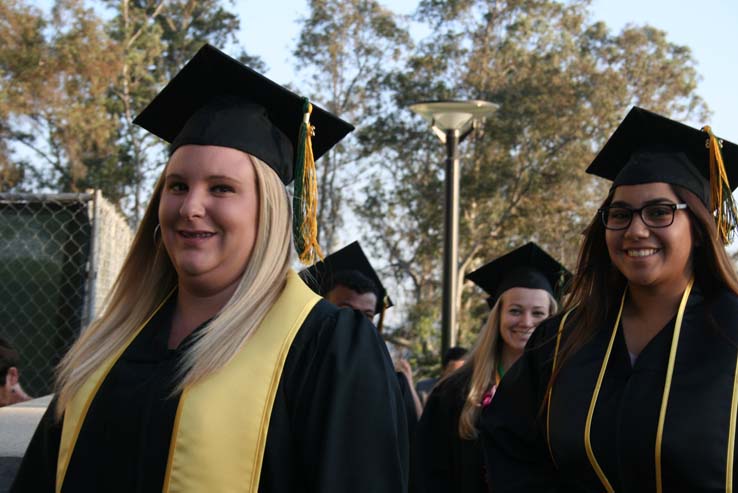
[598,203,688,230]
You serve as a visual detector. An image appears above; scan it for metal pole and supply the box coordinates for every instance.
[441,129,460,359]
[84,190,101,333]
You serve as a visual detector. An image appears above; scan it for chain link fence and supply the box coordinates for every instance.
[0,191,133,397]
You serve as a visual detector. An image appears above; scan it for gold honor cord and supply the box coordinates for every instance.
[582,279,695,493]
[655,277,694,493]
[583,294,624,493]
[727,344,738,493]
[546,309,573,469]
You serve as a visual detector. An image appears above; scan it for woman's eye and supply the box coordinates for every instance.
[647,206,671,217]
[533,311,546,318]
[168,182,187,192]
[508,309,521,315]
[212,184,235,193]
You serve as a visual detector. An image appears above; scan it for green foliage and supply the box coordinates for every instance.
[352,0,707,368]
[0,0,258,220]
[0,0,713,372]
[1,0,120,194]
[294,0,411,252]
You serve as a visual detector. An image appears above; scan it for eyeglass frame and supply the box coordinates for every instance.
[598,203,689,231]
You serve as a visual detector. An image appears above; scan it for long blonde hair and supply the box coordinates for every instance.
[457,290,558,439]
[55,155,293,419]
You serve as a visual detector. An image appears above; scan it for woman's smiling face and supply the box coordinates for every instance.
[605,182,694,290]
[499,287,551,353]
[158,145,259,294]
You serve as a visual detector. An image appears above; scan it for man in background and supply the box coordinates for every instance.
[0,338,31,408]
[415,346,468,409]
[302,242,423,422]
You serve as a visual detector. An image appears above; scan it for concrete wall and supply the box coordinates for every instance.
[0,395,51,492]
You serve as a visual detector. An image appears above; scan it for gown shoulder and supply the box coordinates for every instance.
[260,299,410,492]
[12,299,409,493]
[477,313,567,493]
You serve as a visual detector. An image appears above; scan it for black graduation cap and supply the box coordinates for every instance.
[300,241,393,316]
[586,107,738,242]
[465,242,571,309]
[134,44,353,184]
[133,44,355,263]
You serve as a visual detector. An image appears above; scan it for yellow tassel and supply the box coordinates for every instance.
[376,296,389,333]
[703,125,738,244]
[297,103,323,264]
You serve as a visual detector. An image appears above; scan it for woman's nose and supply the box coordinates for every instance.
[624,212,650,239]
[179,190,206,219]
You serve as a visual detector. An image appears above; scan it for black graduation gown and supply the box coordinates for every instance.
[413,367,488,493]
[10,299,409,493]
[396,372,418,434]
[480,287,738,492]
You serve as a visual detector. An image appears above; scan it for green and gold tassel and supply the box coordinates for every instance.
[293,99,323,264]
[376,296,389,334]
[703,125,738,244]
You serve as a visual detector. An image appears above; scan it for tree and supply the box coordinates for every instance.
[0,0,120,194]
[104,0,261,221]
[294,0,411,252]
[0,0,260,220]
[355,0,707,365]
[0,0,42,191]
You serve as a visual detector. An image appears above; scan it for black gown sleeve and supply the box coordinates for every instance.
[396,372,418,430]
[11,301,410,493]
[478,317,562,493]
[283,302,409,493]
[412,382,457,493]
[10,399,62,493]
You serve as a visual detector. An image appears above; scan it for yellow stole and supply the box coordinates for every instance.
[56,270,320,493]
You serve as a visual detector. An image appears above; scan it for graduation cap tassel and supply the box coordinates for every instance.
[703,126,738,244]
[293,99,324,264]
[376,297,388,334]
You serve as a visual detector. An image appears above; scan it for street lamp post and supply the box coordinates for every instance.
[408,100,498,358]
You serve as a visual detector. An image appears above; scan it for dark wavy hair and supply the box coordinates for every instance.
[327,270,380,298]
[548,185,738,390]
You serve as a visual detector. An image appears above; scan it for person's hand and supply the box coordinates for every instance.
[395,359,414,383]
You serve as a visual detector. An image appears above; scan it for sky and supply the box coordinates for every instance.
[233,0,738,141]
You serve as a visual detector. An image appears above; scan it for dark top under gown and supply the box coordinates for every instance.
[11,298,409,493]
[413,366,487,493]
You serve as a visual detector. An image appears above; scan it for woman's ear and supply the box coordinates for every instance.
[6,367,19,387]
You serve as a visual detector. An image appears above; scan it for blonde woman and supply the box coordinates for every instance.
[11,45,408,493]
[412,243,569,493]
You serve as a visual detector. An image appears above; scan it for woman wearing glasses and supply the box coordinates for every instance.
[480,107,738,492]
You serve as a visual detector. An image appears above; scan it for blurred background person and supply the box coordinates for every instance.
[415,346,468,409]
[413,242,570,493]
[0,338,31,408]
[302,240,423,423]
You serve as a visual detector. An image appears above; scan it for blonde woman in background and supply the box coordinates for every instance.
[412,243,569,493]
[11,45,408,493]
